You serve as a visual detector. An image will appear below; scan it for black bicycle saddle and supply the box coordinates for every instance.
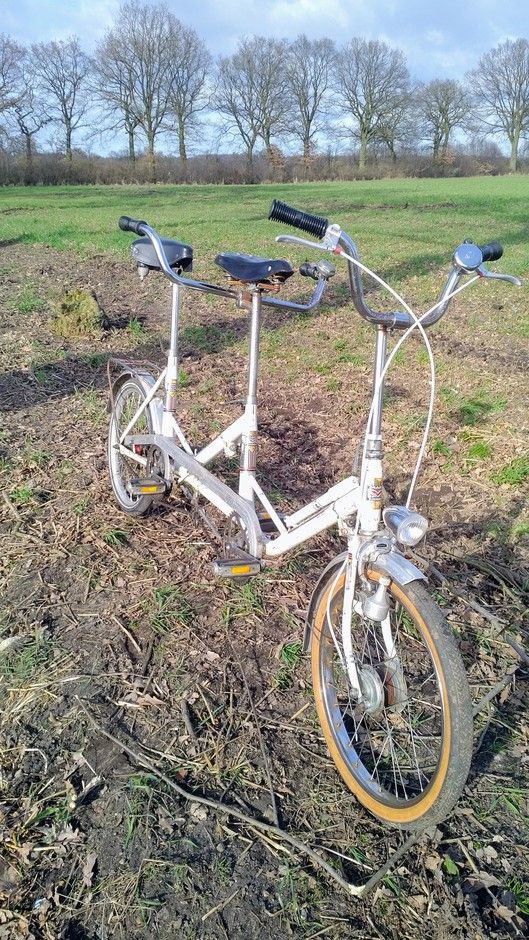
[215,252,293,283]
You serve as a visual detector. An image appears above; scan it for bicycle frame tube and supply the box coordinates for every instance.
[116,292,388,556]
[164,283,181,416]
[114,232,395,559]
[356,326,387,535]
[369,326,387,441]
[238,291,260,503]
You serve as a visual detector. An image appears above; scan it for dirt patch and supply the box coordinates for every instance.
[1,243,528,939]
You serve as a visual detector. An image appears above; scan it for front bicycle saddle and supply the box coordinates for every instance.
[215,251,293,286]
[132,237,193,274]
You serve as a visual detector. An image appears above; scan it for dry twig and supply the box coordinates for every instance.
[76,697,367,898]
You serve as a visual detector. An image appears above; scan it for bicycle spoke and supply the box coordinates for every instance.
[325,587,445,801]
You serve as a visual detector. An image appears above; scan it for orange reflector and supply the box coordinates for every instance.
[230,565,252,575]
[139,485,160,493]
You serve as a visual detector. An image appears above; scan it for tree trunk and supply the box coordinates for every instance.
[358,133,367,172]
[509,131,519,172]
[25,133,32,167]
[178,118,187,162]
[24,133,34,185]
[147,133,156,182]
[127,128,136,163]
[66,125,72,161]
[246,147,254,184]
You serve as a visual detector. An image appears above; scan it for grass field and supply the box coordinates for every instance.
[1,176,528,277]
[1,178,528,939]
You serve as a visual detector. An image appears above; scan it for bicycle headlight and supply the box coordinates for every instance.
[383,505,428,547]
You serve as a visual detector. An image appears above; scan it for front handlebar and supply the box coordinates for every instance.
[269,198,519,330]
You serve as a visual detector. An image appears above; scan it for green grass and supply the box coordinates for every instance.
[10,483,34,506]
[149,584,194,634]
[0,178,527,292]
[275,641,303,690]
[181,324,234,353]
[432,438,451,457]
[14,284,45,314]
[466,440,492,461]
[506,878,529,915]
[81,352,109,368]
[0,635,52,685]
[492,455,529,485]
[127,316,146,339]
[221,579,266,623]
[102,528,128,546]
[456,391,506,427]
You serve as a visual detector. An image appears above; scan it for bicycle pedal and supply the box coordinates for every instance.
[212,554,262,579]
[126,476,167,496]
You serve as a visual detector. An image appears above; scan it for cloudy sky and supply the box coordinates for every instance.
[2,0,525,81]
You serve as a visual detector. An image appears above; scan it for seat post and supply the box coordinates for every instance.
[165,282,180,414]
[239,288,261,502]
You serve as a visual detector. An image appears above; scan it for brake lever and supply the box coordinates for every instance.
[276,223,341,253]
[276,233,326,251]
[477,265,522,286]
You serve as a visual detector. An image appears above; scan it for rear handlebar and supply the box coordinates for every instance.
[118,215,148,235]
[117,217,328,314]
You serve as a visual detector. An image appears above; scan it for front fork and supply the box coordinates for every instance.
[340,444,392,701]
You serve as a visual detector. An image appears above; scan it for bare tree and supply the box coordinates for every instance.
[376,90,416,163]
[336,38,410,171]
[10,53,51,180]
[98,2,176,177]
[31,36,91,160]
[166,24,211,164]
[93,34,139,162]
[417,79,470,156]
[214,36,287,180]
[0,34,24,114]
[468,38,529,172]
[284,35,335,161]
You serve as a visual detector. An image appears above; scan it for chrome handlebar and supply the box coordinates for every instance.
[126,223,328,314]
[276,226,521,330]
[123,220,521,329]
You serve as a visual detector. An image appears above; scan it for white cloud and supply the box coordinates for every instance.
[425,29,444,46]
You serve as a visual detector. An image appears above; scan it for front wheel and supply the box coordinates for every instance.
[310,563,473,830]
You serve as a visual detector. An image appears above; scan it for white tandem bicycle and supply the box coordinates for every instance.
[108,201,520,829]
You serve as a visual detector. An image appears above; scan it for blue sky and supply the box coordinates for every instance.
[3,0,525,81]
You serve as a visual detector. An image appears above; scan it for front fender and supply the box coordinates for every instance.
[303,549,426,654]
[303,552,347,653]
[109,370,165,436]
[370,550,427,586]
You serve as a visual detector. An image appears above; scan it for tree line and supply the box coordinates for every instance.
[1,1,529,185]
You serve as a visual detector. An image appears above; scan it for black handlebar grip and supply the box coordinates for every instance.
[118,215,148,235]
[479,240,503,263]
[268,199,328,240]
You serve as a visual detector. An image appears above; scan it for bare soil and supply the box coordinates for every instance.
[1,243,528,940]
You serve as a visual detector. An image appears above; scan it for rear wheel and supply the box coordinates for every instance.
[310,563,473,829]
[108,378,165,516]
